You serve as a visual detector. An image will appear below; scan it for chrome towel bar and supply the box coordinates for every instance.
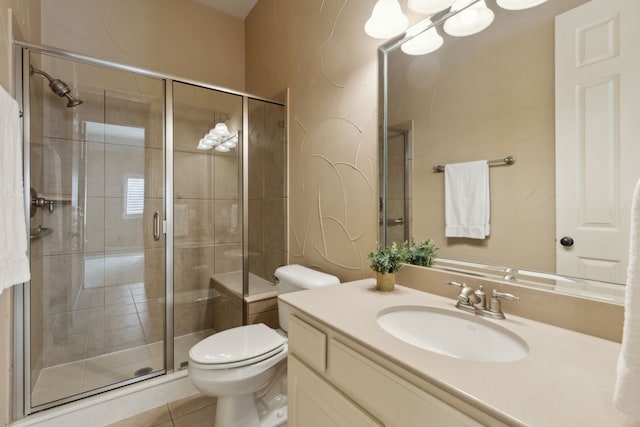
[433,156,516,173]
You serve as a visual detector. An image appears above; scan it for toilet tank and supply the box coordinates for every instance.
[274,264,339,332]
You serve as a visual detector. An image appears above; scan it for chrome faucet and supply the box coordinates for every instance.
[446,281,519,319]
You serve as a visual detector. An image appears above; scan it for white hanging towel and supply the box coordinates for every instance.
[444,160,490,239]
[614,178,640,419]
[0,84,30,293]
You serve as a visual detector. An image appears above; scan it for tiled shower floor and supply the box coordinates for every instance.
[31,330,212,407]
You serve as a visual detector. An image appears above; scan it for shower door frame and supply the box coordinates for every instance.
[12,41,286,419]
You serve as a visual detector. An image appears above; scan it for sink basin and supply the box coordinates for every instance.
[377,305,529,362]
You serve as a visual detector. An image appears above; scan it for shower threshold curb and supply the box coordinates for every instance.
[12,371,196,427]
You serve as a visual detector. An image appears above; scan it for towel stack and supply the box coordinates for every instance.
[444,160,490,239]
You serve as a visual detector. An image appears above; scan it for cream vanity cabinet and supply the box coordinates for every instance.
[287,310,507,427]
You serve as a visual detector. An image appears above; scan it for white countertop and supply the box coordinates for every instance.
[280,279,626,426]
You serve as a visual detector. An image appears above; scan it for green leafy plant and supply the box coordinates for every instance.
[368,242,405,274]
[404,239,438,267]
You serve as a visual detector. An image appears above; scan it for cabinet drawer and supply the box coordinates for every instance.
[288,315,327,373]
[289,355,382,427]
[329,339,483,427]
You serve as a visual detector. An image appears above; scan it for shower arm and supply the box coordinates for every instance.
[29,65,55,83]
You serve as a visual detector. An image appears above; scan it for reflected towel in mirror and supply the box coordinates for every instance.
[444,160,490,239]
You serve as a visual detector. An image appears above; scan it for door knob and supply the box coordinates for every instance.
[560,236,574,247]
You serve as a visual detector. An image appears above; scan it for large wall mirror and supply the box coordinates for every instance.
[379,0,640,304]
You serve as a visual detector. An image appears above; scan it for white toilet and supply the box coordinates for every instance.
[188,264,340,427]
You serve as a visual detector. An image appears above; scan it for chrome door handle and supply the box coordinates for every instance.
[153,212,161,241]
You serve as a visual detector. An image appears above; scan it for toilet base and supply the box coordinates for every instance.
[214,395,287,427]
[215,394,260,427]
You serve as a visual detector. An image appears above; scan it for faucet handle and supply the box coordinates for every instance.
[446,281,466,289]
[487,289,519,319]
[492,290,519,301]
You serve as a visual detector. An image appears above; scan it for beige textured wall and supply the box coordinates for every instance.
[0,2,40,425]
[40,0,245,91]
[245,0,381,281]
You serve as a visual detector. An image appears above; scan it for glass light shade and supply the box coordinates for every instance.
[197,139,213,150]
[444,0,494,37]
[204,134,220,145]
[364,0,409,39]
[401,23,443,55]
[408,0,455,15]
[223,140,237,148]
[212,122,231,137]
[214,144,230,153]
[496,0,548,10]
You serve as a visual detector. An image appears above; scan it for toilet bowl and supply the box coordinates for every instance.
[188,265,340,427]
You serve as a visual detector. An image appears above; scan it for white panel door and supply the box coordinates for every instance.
[555,0,640,283]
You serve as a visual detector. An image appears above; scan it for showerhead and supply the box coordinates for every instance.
[30,65,84,108]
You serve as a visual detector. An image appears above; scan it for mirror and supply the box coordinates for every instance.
[380,0,640,303]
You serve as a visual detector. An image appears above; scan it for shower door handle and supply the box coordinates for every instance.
[153,212,161,241]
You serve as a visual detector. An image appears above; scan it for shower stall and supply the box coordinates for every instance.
[13,42,286,418]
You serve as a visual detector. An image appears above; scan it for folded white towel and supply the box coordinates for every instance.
[614,178,640,419]
[0,84,30,293]
[444,160,490,239]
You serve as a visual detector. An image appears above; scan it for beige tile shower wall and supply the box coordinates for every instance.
[40,0,245,91]
[245,0,381,281]
[0,2,40,425]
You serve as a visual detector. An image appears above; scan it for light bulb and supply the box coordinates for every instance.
[215,145,230,153]
[496,0,548,10]
[364,0,409,39]
[408,0,455,15]
[401,21,443,55]
[444,0,494,37]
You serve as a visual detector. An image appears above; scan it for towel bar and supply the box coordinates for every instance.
[433,156,516,173]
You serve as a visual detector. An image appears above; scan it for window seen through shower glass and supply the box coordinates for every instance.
[28,52,165,407]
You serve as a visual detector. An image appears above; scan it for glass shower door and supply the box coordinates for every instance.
[171,82,243,370]
[27,51,166,409]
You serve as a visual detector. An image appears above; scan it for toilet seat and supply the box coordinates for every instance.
[189,324,287,370]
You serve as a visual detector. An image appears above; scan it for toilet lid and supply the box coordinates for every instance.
[189,323,286,366]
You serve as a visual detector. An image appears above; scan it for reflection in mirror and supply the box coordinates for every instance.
[380,0,640,303]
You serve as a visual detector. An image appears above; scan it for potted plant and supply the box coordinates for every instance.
[404,239,438,267]
[368,242,405,291]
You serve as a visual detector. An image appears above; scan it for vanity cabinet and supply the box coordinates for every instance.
[287,312,504,427]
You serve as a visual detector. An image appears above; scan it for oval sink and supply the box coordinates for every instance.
[377,306,529,362]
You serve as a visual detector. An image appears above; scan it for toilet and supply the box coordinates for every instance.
[188,264,340,427]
